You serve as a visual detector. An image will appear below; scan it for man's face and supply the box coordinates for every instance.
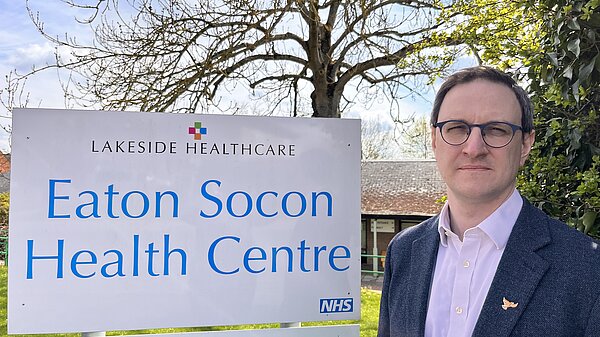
[431,79,535,205]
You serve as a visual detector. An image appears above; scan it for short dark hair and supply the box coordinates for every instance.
[430,66,534,133]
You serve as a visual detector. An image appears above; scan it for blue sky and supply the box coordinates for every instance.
[0,0,89,152]
[0,1,476,154]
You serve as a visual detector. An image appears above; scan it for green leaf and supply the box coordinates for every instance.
[567,18,581,30]
[567,38,580,57]
[561,81,570,100]
[587,29,596,44]
[579,54,598,81]
[544,126,556,141]
[568,127,582,153]
[582,211,597,234]
[563,64,573,79]
[590,144,600,156]
[576,218,585,232]
[557,20,565,34]
[571,79,580,101]
[547,52,559,66]
[573,145,590,170]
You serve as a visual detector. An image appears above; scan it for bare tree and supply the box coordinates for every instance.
[0,71,30,183]
[0,71,31,148]
[361,117,399,160]
[23,0,462,117]
[398,115,433,159]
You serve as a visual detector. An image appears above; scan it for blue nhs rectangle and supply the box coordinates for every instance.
[319,297,354,313]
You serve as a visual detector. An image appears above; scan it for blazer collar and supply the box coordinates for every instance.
[472,198,551,337]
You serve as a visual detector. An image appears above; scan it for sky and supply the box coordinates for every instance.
[0,1,477,155]
[0,0,95,152]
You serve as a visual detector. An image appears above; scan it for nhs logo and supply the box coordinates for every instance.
[319,297,354,313]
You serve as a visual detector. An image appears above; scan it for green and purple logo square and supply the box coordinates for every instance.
[189,122,207,140]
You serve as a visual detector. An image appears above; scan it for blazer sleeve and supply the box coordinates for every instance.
[585,292,600,336]
[377,241,394,337]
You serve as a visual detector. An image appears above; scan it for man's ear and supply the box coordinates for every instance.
[520,129,535,166]
[431,126,437,152]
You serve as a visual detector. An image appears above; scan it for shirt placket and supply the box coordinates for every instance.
[447,230,481,337]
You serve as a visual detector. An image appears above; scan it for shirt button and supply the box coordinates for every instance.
[463,260,470,268]
[456,306,463,315]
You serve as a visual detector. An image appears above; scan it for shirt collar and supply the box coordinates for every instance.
[437,189,523,249]
[437,202,453,247]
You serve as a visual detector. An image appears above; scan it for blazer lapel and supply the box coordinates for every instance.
[405,218,440,336]
[472,200,551,337]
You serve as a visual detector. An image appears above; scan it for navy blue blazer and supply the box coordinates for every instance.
[378,198,600,337]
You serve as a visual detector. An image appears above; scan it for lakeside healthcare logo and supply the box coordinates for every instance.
[189,122,207,140]
[90,119,296,156]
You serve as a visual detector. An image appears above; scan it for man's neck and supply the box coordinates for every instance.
[447,189,515,240]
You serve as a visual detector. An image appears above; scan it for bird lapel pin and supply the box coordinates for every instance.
[502,297,518,310]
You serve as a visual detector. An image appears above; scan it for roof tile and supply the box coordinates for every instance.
[361,160,446,216]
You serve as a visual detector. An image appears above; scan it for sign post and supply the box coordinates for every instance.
[8,109,361,334]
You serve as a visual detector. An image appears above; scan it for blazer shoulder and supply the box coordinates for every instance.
[547,215,600,264]
[387,215,438,251]
[523,200,600,268]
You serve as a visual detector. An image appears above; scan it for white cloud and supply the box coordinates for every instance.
[0,0,92,152]
[5,42,56,71]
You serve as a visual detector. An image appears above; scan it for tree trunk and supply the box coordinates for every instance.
[311,84,341,118]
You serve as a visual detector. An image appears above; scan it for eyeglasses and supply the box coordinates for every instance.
[433,120,523,148]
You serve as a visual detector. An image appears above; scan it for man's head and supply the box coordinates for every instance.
[431,66,535,205]
[431,67,534,131]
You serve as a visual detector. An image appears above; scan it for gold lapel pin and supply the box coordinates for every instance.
[502,297,518,310]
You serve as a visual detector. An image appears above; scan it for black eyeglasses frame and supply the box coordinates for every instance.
[433,119,524,148]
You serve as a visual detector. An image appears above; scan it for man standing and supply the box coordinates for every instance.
[377,66,600,337]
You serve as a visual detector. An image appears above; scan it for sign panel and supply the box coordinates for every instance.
[370,219,395,233]
[128,325,360,337]
[8,109,361,334]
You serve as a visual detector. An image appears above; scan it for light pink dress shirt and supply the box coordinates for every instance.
[424,189,523,337]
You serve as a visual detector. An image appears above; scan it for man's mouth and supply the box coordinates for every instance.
[458,165,491,170]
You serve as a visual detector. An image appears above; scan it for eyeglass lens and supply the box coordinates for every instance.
[441,121,515,147]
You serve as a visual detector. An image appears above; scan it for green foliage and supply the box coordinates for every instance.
[452,0,600,238]
[533,0,600,101]
[0,192,8,261]
[0,192,9,226]
[518,0,600,239]
[442,0,545,68]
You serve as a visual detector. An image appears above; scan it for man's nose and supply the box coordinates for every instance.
[462,127,489,157]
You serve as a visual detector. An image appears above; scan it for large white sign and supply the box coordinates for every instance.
[128,325,360,337]
[8,109,361,334]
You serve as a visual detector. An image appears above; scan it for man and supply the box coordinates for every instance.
[377,66,600,337]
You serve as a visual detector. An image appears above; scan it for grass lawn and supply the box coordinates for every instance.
[0,266,381,336]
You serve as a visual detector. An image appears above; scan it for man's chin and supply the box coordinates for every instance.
[450,186,500,203]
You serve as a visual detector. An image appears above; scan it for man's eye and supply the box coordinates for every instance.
[486,125,510,136]
[446,125,468,132]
